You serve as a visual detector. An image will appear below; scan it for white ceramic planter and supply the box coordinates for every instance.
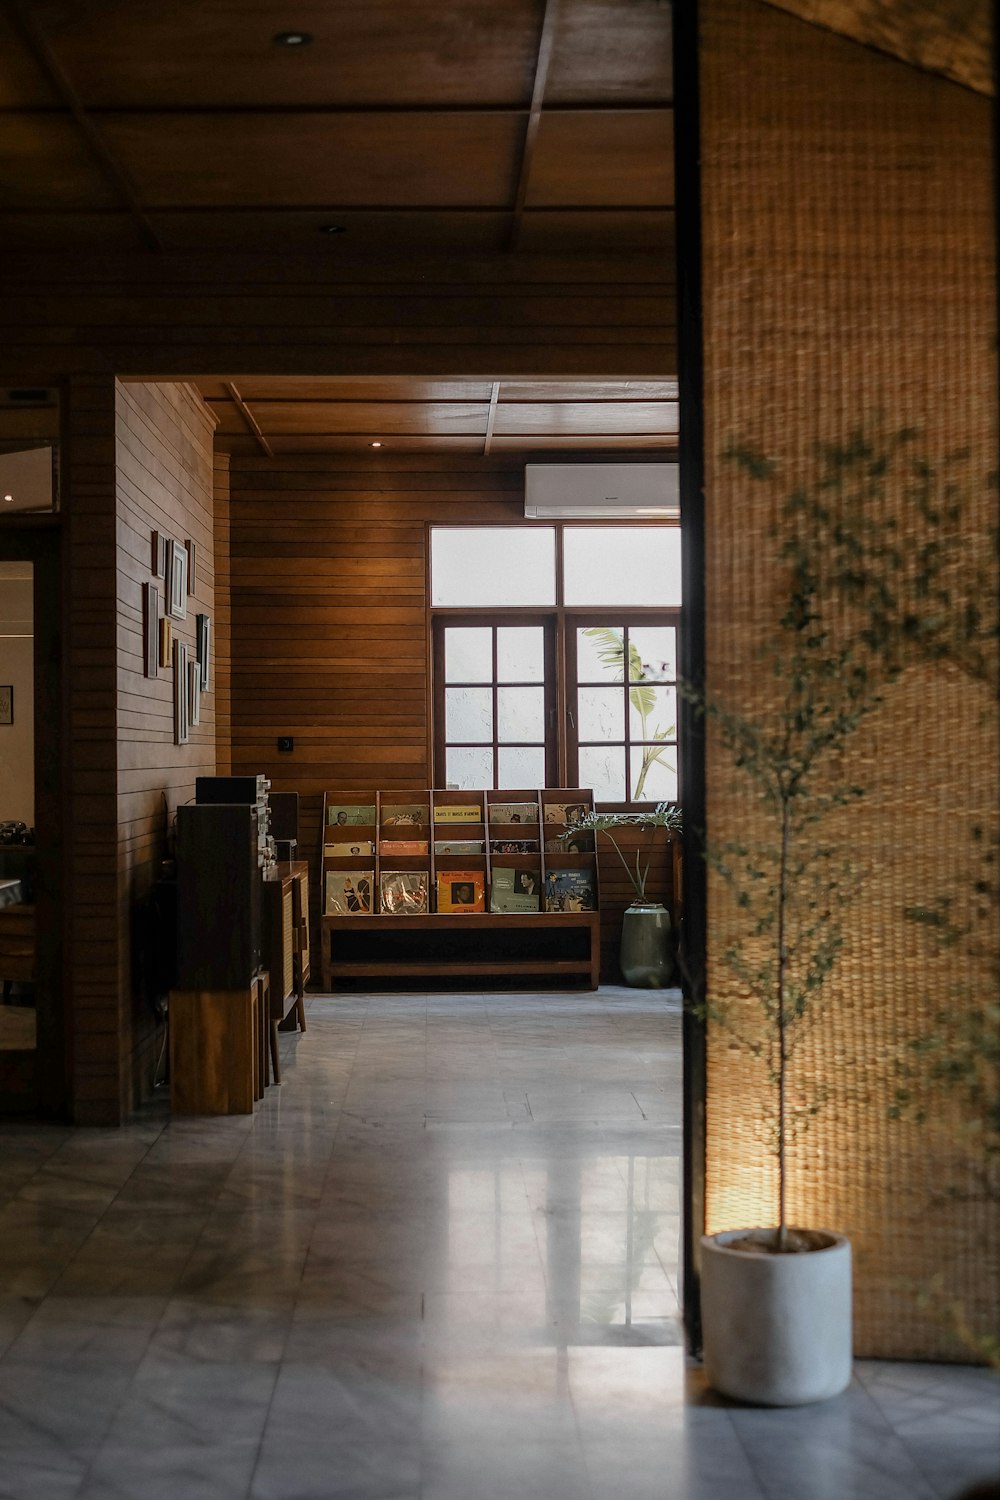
[700,1227,852,1406]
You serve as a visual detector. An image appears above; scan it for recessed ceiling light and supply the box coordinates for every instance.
[273,30,312,46]
[3,494,13,504]
[370,442,382,449]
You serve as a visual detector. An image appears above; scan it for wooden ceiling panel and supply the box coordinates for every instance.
[149,209,513,253]
[489,431,676,451]
[208,400,491,436]
[200,377,496,403]
[0,211,145,249]
[0,115,122,209]
[517,208,674,253]
[494,400,678,436]
[263,434,490,454]
[547,0,673,103]
[99,112,522,207]
[527,110,674,206]
[0,11,61,107]
[28,0,543,108]
[498,379,678,401]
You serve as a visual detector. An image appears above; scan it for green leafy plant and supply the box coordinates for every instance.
[559,803,682,902]
[582,626,675,800]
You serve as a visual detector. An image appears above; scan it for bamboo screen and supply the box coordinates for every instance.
[698,0,998,1358]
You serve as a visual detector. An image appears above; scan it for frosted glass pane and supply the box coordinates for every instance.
[498,746,546,787]
[628,685,676,739]
[630,745,677,803]
[447,745,494,789]
[628,626,676,682]
[563,527,681,606]
[579,744,626,802]
[445,627,492,683]
[497,626,544,683]
[446,686,493,742]
[577,685,623,741]
[577,626,627,683]
[497,686,544,742]
[431,527,556,606]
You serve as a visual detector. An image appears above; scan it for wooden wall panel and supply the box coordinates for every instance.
[65,378,216,1123]
[227,452,676,981]
[213,452,232,775]
[0,252,675,381]
[113,381,217,1115]
[699,0,997,1357]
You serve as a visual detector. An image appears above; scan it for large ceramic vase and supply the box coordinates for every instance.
[700,1228,853,1406]
[619,901,672,987]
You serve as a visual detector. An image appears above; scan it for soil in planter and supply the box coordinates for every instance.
[726,1228,836,1255]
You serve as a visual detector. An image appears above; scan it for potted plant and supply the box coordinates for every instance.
[687,439,925,1405]
[560,803,682,986]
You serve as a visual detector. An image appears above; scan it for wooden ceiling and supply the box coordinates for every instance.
[197,375,679,456]
[0,0,674,256]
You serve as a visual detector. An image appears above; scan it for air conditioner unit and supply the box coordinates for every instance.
[524,462,679,520]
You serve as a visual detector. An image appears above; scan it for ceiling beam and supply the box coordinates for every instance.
[3,0,163,251]
[225,382,273,457]
[507,0,561,251]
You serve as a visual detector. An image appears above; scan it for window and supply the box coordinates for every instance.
[431,526,680,801]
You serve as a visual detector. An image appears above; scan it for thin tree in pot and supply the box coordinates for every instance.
[687,448,900,1252]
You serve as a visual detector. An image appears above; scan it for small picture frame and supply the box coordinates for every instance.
[196,612,211,691]
[0,685,12,725]
[151,530,167,579]
[188,659,201,726]
[185,539,197,596]
[167,538,188,621]
[143,581,159,678]
[174,641,189,745]
[159,616,172,668]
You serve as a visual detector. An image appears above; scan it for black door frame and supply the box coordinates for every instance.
[673,0,708,1354]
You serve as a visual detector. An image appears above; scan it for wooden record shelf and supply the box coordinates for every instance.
[319,788,600,990]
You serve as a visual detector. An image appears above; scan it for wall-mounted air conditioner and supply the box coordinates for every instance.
[524,462,679,519]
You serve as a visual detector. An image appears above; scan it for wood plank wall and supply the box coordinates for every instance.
[698,0,997,1357]
[65,378,216,1123]
[226,451,677,982]
[66,377,121,1123]
[213,452,232,775]
[0,252,675,382]
[114,381,217,1114]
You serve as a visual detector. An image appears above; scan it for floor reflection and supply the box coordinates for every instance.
[0,987,995,1500]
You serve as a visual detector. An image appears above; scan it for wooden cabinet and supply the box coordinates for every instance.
[319,789,599,990]
[176,804,262,990]
[169,972,269,1116]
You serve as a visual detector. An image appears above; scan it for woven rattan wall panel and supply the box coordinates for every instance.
[699,0,997,1357]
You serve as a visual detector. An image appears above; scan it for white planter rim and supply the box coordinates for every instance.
[703,1227,849,1257]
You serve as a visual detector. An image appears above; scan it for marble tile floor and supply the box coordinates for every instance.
[0,987,996,1500]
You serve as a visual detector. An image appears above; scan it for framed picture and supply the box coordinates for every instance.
[188,659,201,726]
[167,538,188,621]
[173,641,189,745]
[0,685,12,725]
[159,616,172,668]
[185,539,197,596]
[196,612,211,691]
[151,529,167,578]
[143,581,159,678]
